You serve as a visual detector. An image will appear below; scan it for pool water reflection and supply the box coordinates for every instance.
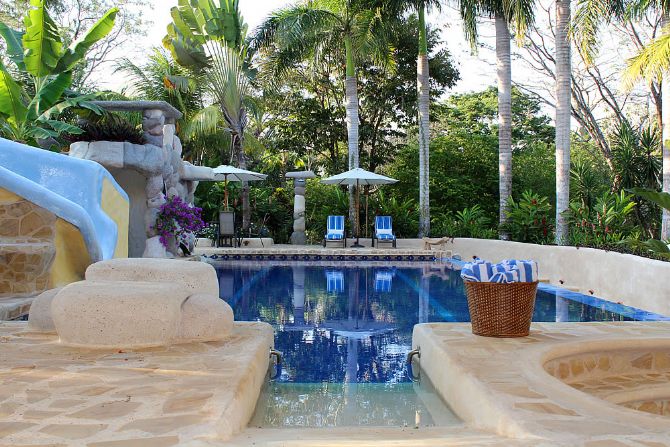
[215,261,637,427]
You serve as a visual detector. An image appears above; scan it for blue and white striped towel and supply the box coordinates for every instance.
[461,259,538,283]
[461,259,494,282]
[501,259,538,283]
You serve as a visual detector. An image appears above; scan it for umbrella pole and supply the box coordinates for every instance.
[352,179,364,248]
[224,175,229,211]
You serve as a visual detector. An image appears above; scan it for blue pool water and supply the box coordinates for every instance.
[213,260,664,427]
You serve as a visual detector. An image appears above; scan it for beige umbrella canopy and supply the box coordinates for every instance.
[212,165,267,210]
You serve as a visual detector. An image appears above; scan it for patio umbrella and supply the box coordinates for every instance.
[321,168,398,248]
[212,165,267,210]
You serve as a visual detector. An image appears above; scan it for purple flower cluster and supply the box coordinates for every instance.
[154,195,205,248]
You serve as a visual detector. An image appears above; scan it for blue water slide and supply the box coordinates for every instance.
[0,137,128,262]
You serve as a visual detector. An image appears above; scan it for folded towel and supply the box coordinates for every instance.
[501,259,538,282]
[461,260,494,282]
[461,259,538,283]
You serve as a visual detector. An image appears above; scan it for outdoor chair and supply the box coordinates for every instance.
[323,215,347,248]
[374,270,394,293]
[325,270,345,293]
[218,210,237,247]
[372,216,397,248]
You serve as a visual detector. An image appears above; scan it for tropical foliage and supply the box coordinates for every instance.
[6,0,670,262]
[0,0,117,145]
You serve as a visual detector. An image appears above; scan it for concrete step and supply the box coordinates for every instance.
[227,426,542,446]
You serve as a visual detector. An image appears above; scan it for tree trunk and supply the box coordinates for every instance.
[417,3,431,238]
[496,14,512,240]
[663,14,670,241]
[235,135,251,231]
[344,35,360,236]
[555,0,572,245]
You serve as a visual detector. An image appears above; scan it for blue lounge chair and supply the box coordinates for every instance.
[326,270,345,293]
[374,270,394,293]
[323,215,346,247]
[372,216,396,248]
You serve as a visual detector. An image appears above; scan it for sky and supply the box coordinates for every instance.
[110,0,500,95]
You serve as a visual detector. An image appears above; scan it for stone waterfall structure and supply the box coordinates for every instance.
[286,171,315,245]
[69,101,211,258]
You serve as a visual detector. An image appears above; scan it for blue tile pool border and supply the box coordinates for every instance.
[203,253,440,262]
[536,282,670,322]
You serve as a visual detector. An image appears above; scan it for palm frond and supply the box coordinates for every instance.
[623,25,670,89]
[206,43,250,135]
[351,7,396,73]
[181,104,223,141]
[571,0,625,65]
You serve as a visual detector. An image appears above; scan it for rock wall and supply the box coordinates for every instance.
[0,195,56,297]
[70,102,199,258]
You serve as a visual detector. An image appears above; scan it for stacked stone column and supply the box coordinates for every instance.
[286,171,316,245]
[141,109,195,257]
[142,109,169,257]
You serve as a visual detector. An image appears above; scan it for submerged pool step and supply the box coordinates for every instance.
[228,426,539,446]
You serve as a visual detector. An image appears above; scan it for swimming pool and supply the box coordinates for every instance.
[212,260,666,428]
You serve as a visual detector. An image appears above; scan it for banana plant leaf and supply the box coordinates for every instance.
[37,93,103,121]
[55,7,118,73]
[22,0,63,77]
[42,119,83,134]
[27,71,73,120]
[0,23,26,72]
[0,60,28,125]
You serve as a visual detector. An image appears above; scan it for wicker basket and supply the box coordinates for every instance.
[464,281,538,337]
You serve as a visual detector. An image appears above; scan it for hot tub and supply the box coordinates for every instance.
[544,341,670,417]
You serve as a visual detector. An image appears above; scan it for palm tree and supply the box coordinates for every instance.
[458,0,536,240]
[555,0,572,245]
[416,1,438,237]
[574,0,670,239]
[163,0,257,230]
[115,49,219,163]
[252,0,394,235]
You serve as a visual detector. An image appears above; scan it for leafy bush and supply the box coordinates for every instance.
[249,187,293,243]
[503,190,553,244]
[565,191,637,246]
[433,205,497,239]
[305,181,350,243]
[369,190,419,237]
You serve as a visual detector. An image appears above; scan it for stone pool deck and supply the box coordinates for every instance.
[413,322,670,447]
[0,321,273,446]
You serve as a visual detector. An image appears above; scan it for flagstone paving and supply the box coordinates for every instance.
[0,321,273,446]
[413,322,670,447]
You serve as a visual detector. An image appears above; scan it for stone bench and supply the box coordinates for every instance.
[30,259,233,348]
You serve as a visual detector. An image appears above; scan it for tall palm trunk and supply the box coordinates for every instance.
[555,0,572,245]
[662,14,670,241]
[344,35,360,236]
[235,135,251,231]
[417,3,431,238]
[496,14,512,240]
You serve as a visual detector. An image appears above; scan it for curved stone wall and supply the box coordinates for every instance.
[445,238,670,317]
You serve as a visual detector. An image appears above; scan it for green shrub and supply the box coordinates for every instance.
[433,205,497,239]
[305,181,349,243]
[369,190,419,238]
[565,191,637,246]
[503,190,553,244]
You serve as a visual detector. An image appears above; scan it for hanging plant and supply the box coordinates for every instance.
[154,196,205,248]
